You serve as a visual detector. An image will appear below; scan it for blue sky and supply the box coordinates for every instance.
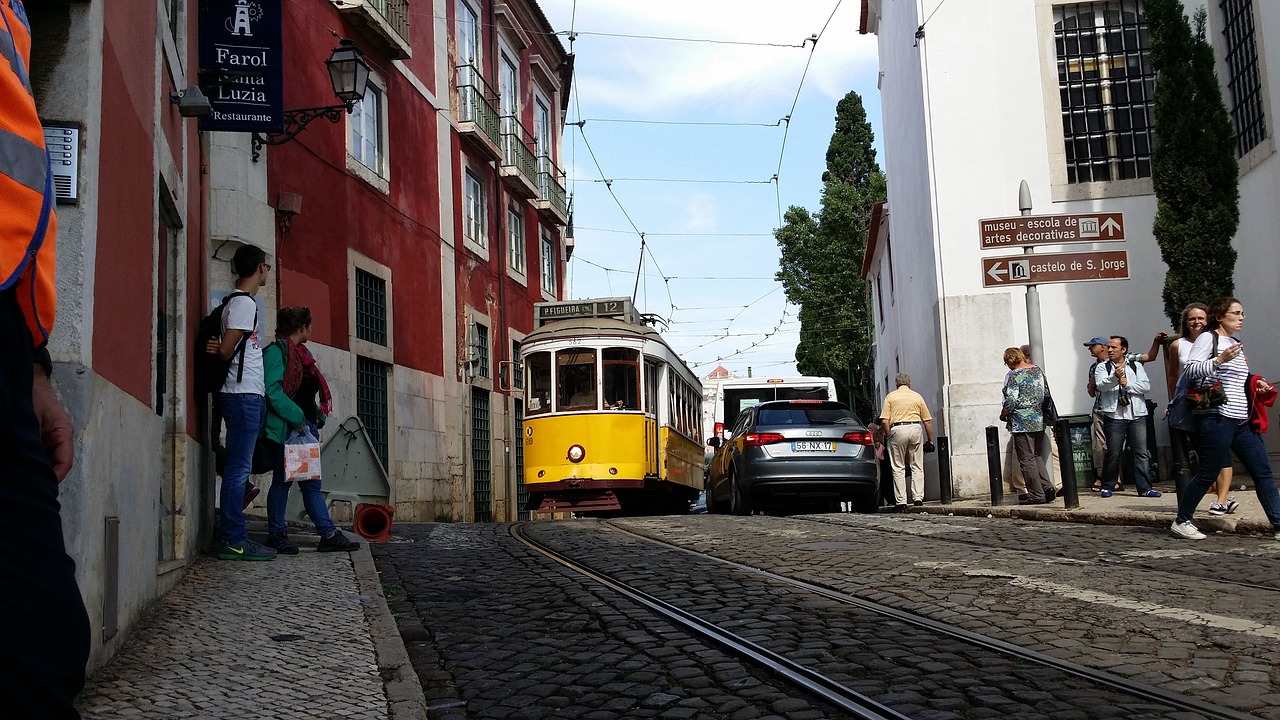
[537,1,883,379]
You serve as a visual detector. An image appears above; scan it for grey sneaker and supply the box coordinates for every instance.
[317,531,360,552]
[265,533,300,555]
[217,538,278,560]
[1170,521,1206,540]
[1225,498,1240,514]
[1208,503,1227,516]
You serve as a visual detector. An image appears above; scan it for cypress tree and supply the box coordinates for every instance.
[1146,1,1239,327]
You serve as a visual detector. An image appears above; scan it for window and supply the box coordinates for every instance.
[357,356,390,470]
[514,399,529,521]
[557,348,597,410]
[886,236,895,302]
[355,269,388,346]
[1054,2,1155,183]
[1219,0,1267,156]
[540,226,556,295]
[875,273,884,326]
[464,170,487,249]
[458,1,480,67]
[526,350,551,415]
[474,322,489,378]
[602,348,639,410]
[511,339,525,389]
[508,204,525,274]
[351,82,386,176]
[534,95,551,172]
[500,51,519,164]
[470,388,492,523]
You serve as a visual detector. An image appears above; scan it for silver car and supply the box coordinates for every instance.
[705,400,879,515]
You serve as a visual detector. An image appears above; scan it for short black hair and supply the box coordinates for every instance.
[1109,335,1129,350]
[231,244,267,279]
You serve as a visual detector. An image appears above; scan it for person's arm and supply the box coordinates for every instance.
[1163,338,1181,401]
[924,419,934,443]
[1129,362,1152,395]
[1137,332,1166,363]
[1094,360,1120,391]
[32,370,74,483]
[263,342,306,430]
[213,296,254,360]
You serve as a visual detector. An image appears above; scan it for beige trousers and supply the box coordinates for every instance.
[888,423,924,504]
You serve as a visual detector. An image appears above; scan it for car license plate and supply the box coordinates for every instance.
[791,441,835,452]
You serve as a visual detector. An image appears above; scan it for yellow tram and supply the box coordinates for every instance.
[520,298,704,516]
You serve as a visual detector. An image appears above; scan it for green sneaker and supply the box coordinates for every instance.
[217,538,277,561]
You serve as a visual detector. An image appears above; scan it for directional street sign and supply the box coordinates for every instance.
[979,212,1125,250]
[982,250,1130,288]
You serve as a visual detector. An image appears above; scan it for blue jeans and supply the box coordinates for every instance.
[219,392,266,545]
[1102,416,1152,493]
[1176,413,1280,529]
[266,424,337,539]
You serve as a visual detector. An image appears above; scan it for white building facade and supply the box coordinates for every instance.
[860,0,1280,496]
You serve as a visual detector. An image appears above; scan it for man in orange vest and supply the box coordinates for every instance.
[0,2,91,718]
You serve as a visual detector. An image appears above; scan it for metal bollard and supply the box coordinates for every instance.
[985,426,1004,506]
[1054,419,1079,509]
[938,436,953,505]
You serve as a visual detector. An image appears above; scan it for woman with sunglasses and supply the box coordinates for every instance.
[1170,298,1280,540]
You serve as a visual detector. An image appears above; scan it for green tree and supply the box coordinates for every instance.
[775,91,886,419]
[1147,1,1239,326]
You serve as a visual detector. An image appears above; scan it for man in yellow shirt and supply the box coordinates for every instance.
[879,373,935,509]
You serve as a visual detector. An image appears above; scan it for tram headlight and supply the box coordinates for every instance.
[567,444,586,463]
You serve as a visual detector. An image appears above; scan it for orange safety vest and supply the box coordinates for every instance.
[0,0,57,348]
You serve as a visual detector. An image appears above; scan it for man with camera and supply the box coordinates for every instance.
[1093,335,1163,499]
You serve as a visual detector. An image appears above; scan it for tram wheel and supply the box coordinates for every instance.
[729,473,753,516]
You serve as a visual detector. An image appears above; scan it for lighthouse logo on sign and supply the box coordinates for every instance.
[226,0,264,36]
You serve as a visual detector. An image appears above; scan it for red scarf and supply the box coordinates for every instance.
[279,336,333,416]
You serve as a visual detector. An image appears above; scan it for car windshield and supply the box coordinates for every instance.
[757,405,857,426]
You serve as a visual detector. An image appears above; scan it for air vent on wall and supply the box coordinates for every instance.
[42,123,78,205]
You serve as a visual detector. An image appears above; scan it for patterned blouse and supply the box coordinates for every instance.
[1003,366,1046,433]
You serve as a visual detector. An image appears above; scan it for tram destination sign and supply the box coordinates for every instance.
[982,250,1130,288]
[535,297,636,325]
[979,212,1125,249]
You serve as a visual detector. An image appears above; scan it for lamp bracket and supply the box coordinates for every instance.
[251,102,355,162]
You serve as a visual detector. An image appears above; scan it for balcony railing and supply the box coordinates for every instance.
[457,65,501,155]
[368,0,409,40]
[334,0,411,59]
[536,155,568,223]
[500,116,539,195]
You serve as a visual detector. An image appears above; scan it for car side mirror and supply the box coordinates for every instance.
[707,436,722,449]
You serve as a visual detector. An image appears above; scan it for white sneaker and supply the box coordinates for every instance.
[1170,521,1206,540]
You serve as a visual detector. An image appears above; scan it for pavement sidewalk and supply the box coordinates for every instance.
[76,527,426,720]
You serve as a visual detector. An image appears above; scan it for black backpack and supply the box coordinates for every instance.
[194,291,254,394]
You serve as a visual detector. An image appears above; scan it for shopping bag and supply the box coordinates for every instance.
[284,427,322,482]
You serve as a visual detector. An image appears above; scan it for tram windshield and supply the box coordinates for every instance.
[526,351,552,415]
[558,349,598,410]
[602,348,640,410]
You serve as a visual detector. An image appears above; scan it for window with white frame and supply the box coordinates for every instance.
[464,170,487,249]
[508,204,525,274]
[534,95,551,173]
[350,81,386,177]
[1053,2,1155,184]
[540,226,556,294]
[1219,0,1267,157]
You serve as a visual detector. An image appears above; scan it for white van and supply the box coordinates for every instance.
[709,376,839,439]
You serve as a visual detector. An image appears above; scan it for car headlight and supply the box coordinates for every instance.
[567,444,586,463]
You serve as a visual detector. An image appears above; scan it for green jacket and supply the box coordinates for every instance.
[261,339,306,444]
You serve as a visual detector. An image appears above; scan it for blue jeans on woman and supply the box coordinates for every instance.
[266,424,337,539]
[1175,413,1280,529]
[219,392,266,546]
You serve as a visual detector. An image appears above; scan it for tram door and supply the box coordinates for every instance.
[644,357,661,476]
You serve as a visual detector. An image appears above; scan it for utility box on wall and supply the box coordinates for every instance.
[43,123,78,205]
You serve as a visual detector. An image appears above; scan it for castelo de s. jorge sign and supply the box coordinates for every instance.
[198,0,284,133]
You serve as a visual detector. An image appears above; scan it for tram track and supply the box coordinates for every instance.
[514,520,1261,720]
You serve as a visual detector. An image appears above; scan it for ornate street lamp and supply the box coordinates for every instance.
[252,38,371,162]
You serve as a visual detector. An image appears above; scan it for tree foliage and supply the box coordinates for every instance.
[775,92,886,419]
[1147,1,1239,327]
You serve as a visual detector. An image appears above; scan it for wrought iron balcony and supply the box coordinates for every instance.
[535,156,568,225]
[500,116,539,198]
[456,66,501,160]
[333,0,411,59]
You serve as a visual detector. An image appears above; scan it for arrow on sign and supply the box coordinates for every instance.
[987,261,1008,282]
[1101,217,1123,237]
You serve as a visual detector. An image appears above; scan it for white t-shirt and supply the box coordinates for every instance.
[220,294,264,395]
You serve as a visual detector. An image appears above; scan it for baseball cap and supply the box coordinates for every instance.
[1081,336,1109,347]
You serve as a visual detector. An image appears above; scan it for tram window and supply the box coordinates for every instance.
[602,348,639,410]
[526,352,552,415]
[558,349,597,410]
[643,358,660,415]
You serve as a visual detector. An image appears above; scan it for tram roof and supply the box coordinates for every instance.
[523,317,665,344]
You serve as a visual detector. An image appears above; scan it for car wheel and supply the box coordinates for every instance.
[729,472,753,516]
[853,493,879,514]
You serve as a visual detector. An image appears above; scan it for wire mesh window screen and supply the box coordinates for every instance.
[470,388,492,522]
[355,269,388,346]
[476,323,489,378]
[514,400,529,521]
[356,356,389,469]
[1219,0,1267,156]
[1054,2,1155,183]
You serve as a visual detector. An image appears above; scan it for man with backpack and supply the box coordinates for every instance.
[205,245,276,560]
[1094,335,1162,499]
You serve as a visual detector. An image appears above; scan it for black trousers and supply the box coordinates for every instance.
[0,288,90,719]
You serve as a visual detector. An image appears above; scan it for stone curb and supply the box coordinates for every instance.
[907,503,1274,536]
[351,543,428,720]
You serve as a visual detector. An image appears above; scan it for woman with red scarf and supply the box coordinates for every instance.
[261,307,359,554]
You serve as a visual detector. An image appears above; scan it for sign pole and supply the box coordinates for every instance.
[1018,180,1054,483]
